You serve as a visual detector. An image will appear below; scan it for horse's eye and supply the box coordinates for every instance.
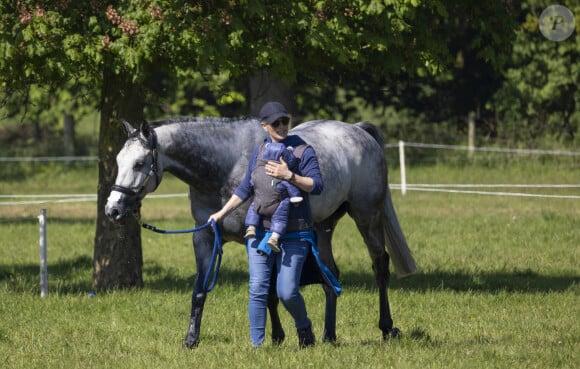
[134,161,145,170]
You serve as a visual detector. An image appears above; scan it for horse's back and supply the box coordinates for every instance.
[292,120,387,221]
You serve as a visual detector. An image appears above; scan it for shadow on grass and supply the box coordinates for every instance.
[0,256,246,295]
[2,256,577,295]
[144,265,579,294]
[141,262,248,292]
[0,256,94,294]
[353,268,580,293]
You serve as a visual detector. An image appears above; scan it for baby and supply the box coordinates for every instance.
[244,142,303,253]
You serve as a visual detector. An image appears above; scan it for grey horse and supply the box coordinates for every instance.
[104,117,416,348]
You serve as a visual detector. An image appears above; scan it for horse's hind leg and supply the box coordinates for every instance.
[315,205,346,343]
[351,209,398,339]
[315,222,338,343]
[268,274,285,344]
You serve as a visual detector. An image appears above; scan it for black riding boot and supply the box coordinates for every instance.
[297,324,315,348]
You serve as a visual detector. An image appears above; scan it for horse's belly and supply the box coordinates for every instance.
[310,186,348,221]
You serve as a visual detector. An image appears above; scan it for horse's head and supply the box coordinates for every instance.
[105,120,163,222]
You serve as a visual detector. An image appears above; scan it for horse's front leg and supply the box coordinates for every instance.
[183,229,214,349]
[184,290,206,348]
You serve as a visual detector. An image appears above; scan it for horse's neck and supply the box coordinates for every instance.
[155,119,263,188]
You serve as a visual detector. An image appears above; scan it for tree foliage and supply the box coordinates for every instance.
[490,0,579,144]
[0,1,520,136]
[1,1,518,92]
[295,1,578,147]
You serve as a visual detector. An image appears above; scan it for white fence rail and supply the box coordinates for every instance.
[0,156,97,162]
[389,184,580,199]
[389,141,579,197]
[0,193,188,206]
[1,142,578,203]
[384,142,580,156]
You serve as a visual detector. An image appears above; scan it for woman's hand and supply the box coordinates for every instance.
[208,210,225,224]
[207,194,244,223]
[265,157,292,180]
[266,157,313,192]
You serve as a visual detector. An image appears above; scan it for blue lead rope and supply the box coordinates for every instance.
[141,220,223,293]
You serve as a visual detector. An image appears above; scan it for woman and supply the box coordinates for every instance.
[209,101,323,348]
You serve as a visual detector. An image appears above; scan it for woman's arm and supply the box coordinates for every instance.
[208,194,244,223]
[209,146,260,223]
[265,146,322,194]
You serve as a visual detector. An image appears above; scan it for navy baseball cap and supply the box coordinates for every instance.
[259,101,290,124]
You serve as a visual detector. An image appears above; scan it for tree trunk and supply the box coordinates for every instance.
[63,113,75,156]
[249,70,297,120]
[93,69,145,290]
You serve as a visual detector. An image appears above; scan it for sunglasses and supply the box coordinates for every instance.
[271,119,290,128]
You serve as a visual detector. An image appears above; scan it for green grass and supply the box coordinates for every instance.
[1,161,579,369]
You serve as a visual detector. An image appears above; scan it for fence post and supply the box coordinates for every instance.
[468,111,476,157]
[38,209,48,297]
[399,140,407,195]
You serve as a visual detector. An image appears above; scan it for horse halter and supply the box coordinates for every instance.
[111,129,161,201]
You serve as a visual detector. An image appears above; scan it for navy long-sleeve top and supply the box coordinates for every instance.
[234,135,323,224]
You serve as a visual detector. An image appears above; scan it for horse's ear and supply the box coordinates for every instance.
[140,120,151,138]
[121,120,137,136]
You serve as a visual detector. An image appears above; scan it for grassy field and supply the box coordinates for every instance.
[0,160,578,369]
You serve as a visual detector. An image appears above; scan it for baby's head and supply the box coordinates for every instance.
[262,143,298,170]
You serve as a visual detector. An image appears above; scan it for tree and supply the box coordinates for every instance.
[296,1,522,143]
[0,1,518,288]
[490,0,579,145]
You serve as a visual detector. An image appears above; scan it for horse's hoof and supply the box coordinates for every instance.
[183,336,200,349]
[383,327,401,340]
[272,332,285,346]
[321,330,337,344]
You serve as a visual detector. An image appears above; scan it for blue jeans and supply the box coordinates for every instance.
[247,236,311,347]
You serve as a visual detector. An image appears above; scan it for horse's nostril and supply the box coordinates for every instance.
[113,210,122,220]
[106,207,120,220]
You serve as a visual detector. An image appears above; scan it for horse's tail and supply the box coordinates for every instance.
[384,190,417,277]
[355,121,417,277]
[355,121,384,148]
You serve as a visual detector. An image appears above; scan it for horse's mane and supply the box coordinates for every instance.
[149,116,256,129]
